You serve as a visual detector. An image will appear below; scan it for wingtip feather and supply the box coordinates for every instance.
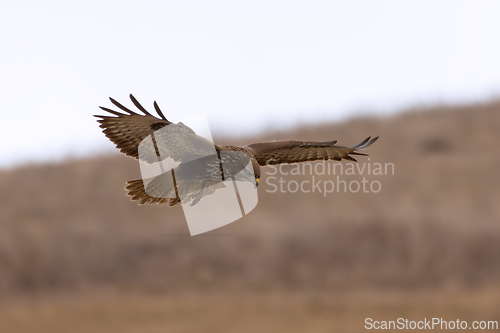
[154,101,168,121]
[129,94,153,116]
[353,136,371,148]
[109,97,138,115]
[359,136,379,149]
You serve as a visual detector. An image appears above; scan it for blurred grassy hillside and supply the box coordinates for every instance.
[1,100,499,332]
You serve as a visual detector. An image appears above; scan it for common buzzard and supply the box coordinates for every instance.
[95,95,378,206]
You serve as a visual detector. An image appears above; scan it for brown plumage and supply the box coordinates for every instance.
[95,94,378,206]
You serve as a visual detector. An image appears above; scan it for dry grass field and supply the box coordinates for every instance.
[1,289,499,333]
[1,100,500,331]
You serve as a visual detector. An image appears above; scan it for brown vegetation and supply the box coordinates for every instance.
[1,100,499,331]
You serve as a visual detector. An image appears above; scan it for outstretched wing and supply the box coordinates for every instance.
[95,94,216,163]
[246,136,379,166]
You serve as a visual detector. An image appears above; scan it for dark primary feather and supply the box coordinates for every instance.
[153,101,168,121]
[129,94,154,117]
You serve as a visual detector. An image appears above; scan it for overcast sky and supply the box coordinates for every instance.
[1,0,500,167]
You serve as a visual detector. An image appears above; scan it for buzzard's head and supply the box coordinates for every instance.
[251,156,261,187]
[230,153,260,188]
[220,149,261,188]
[244,159,261,187]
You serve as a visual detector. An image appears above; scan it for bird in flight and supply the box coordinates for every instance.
[95,95,378,207]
